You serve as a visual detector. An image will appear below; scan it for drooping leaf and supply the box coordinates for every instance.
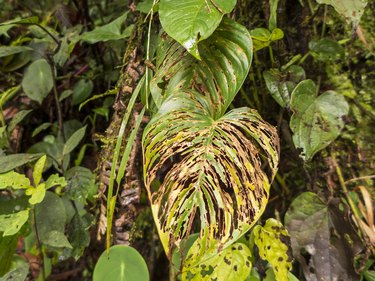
[32,155,46,186]
[0,153,43,173]
[93,245,149,281]
[80,12,133,44]
[251,219,292,281]
[63,126,87,155]
[181,240,252,281]
[151,17,252,115]
[0,46,33,58]
[0,171,30,190]
[263,66,306,108]
[285,192,360,281]
[315,0,368,26]
[290,79,349,160]
[0,210,29,236]
[159,0,236,59]
[143,92,279,256]
[21,59,54,104]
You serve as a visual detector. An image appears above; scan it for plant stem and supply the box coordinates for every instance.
[32,208,46,281]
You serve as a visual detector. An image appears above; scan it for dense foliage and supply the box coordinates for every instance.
[0,0,374,280]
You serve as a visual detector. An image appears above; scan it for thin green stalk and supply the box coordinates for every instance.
[32,207,46,281]
[321,5,328,38]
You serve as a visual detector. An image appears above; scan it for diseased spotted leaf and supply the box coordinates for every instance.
[181,239,252,281]
[143,92,279,256]
[0,171,30,190]
[0,210,29,236]
[251,219,293,281]
[151,18,252,116]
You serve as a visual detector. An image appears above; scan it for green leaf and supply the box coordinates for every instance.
[0,153,44,173]
[21,59,53,104]
[263,66,306,108]
[27,183,46,205]
[7,109,33,133]
[289,79,349,160]
[143,93,279,255]
[0,256,29,281]
[251,219,292,281]
[137,0,155,13]
[31,122,52,137]
[315,0,368,25]
[64,166,96,203]
[45,174,67,190]
[0,16,39,26]
[33,155,46,186]
[66,214,91,259]
[0,210,29,236]
[35,191,67,242]
[181,240,252,281]
[43,230,72,248]
[63,126,87,155]
[151,18,252,115]
[250,28,284,51]
[72,80,93,106]
[159,0,236,59]
[0,46,33,58]
[269,0,279,30]
[0,235,18,276]
[93,245,149,281]
[0,171,30,190]
[80,12,133,44]
[309,38,345,60]
[172,233,199,270]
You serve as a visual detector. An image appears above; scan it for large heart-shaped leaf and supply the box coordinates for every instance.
[143,92,279,256]
[290,79,349,161]
[159,0,236,59]
[151,18,252,116]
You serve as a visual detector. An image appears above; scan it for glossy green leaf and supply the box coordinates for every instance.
[21,59,54,104]
[0,210,29,236]
[0,46,33,58]
[290,80,349,160]
[309,38,345,60]
[32,155,46,186]
[27,183,46,205]
[159,0,236,59]
[250,28,284,51]
[315,0,368,25]
[44,230,72,248]
[143,92,279,256]
[0,153,44,173]
[80,12,133,44]
[72,80,93,106]
[63,126,87,155]
[181,240,252,281]
[251,219,292,281]
[263,66,306,108]
[0,171,30,190]
[151,18,252,115]
[93,245,149,281]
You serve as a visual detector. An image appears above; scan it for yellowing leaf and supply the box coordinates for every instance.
[0,171,30,190]
[33,155,46,186]
[0,210,29,236]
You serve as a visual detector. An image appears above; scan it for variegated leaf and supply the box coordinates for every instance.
[143,91,279,256]
[151,18,252,117]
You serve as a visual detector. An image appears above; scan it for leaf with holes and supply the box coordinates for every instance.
[159,0,236,59]
[143,92,279,256]
[0,210,29,236]
[181,239,252,281]
[151,17,252,116]
[251,219,293,281]
[290,79,349,161]
[0,171,30,190]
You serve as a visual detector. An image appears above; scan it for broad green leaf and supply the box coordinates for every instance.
[309,38,345,60]
[0,153,43,173]
[72,79,93,106]
[143,92,279,256]
[250,28,284,51]
[7,109,33,133]
[64,166,96,203]
[80,12,133,44]
[0,210,29,236]
[181,240,252,281]
[93,245,149,281]
[43,230,72,248]
[35,191,67,242]
[0,46,33,58]
[21,59,54,104]
[290,80,349,160]
[159,0,236,59]
[45,174,67,189]
[151,18,252,116]
[251,219,292,281]
[0,171,30,190]
[27,183,46,205]
[263,66,306,108]
[315,0,368,25]
[66,214,91,259]
[32,155,46,186]
[137,0,156,13]
[63,126,87,155]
